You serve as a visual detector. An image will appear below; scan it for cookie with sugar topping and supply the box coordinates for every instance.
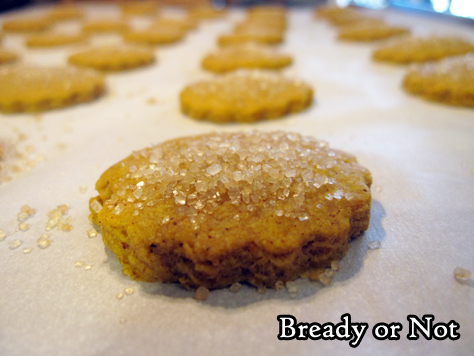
[0,48,19,64]
[2,16,51,33]
[26,32,87,48]
[338,22,409,42]
[202,43,292,73]
[0,65,105,113]
[180,70,313,123]
[68,44,155,71]
[402,53,474,108]
[373,35,474,64]
[89,131,372,290]
[82,19,130,33]
[123,26,184,45]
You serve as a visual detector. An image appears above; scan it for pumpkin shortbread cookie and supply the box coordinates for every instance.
[121,1,160,16]
[69,44,154,71]
[0,49,18,64]
[402,53,474,108]
[202,43,292,73]
[0,65,105,113]
[338,23,410,42]
[373,35,474,64]
[26,32,87,48]
[123,27,184,45]
[2,16,51,33]
[218,29,284,46]
[82,19,130,33]
[180,70,313,123]
[89,131,372,289]
[47,5,83,21]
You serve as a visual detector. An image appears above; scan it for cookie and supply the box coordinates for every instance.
[2,16,51,33]
[0,49,19,64]
[68,44,154,71]
[218,29,284,46]
[187,6,225,21]
[338,23,410,42]
[373,35,474,64]
[26,32,87,48]
[402,53,474,108]
[151,17,196,32]
[89,131,372,289]
[123,27,184,45]
[82,19,130,33]
[202,43,292,73]
[0,65,105,113]
[47,5,83,21]
[121,1,160,16]
[180,70,313,123]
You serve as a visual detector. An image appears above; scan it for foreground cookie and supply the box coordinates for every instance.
[402,53,474,108]
[202,43,292,73]
[373,35,474,64]
[89,131,372,289]
[68,44,154,71]
[0,65,105,113]
[180,70,313,123]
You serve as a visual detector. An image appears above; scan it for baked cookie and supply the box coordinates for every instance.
[151,17,196,32]
[218,29,284,46]
[373,35,474,64]
[202,43,292,73]
[47,5,83,21]
[180,70,313,123]
[123,27,184,45]
[402,53,474,108]
[82,19,130,33]
[2,16,51,33]
[68,44,154,71]
[89,131,372,289]
[0,65,105,113]
[187,6,225,21]
[338,23,410,42]
[26,32,87,48]
[121,1,160,16]
[0,49,19,64]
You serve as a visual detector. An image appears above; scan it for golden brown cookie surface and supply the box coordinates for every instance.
[89,131,372,289]
[26,32,87,48]
[68,44,155,71]
[373,35,474,64]
[121,1,160,16]
[0,65,105,113]
[202,43,292,73]
[338,23,410,42]
[180,70,313,123]
[123,27,184,45]
[218,29,284,46]
[82,19,130,33]
[47,5,83,21]
[402,53,474,108]
[2,16,51,33]
[0,49,18,64]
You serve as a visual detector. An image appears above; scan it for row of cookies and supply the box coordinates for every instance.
[0,3,226,112]
[315,5,474,108]
[181,5,315,124]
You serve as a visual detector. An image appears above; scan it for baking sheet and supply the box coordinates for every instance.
[0,5,473,356]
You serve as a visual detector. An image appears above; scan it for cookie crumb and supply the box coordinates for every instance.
[275,280,285,290]
[84,264,92,270]
[9,239,22,250]
[116,293,124,300]
[79,185,87,194]
[23,247,32,254]
[229,282,241,293]
[124,287,134,295]
[331,260,340,271]
[18,222,29,231]
[37,234,51,249]
[194,286,209,301]
[74,261,83,268]
[87,229,98,238]
[286,281,298,296]
[368,241,381,250]
[319,273,332,286]
[454,267,471,283]
[0,229,7,241]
